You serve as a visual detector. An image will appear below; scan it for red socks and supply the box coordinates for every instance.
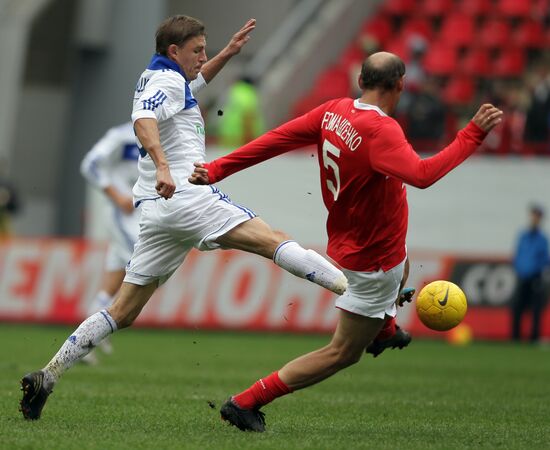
[232,371,292,410]
[376,316,396,341]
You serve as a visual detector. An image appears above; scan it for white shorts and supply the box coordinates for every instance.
[104,207,140,271]
[124,185,255,285]
[335,258,406,319]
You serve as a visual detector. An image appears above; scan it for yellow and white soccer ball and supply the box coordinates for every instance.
[416,280,467,331]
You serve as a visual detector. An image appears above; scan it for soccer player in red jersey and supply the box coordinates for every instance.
[189,52,503,432]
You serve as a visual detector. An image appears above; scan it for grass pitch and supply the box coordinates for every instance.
[1,324,549,450]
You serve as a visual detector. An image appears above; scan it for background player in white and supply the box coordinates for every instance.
[80,122,140,362]
[20,15,347,420]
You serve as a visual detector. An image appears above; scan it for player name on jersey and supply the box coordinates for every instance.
[321,111,362,151]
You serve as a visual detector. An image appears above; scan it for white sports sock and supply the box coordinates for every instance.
[273,240,348,295]
[42,310,118,389]
[88,290,114,315]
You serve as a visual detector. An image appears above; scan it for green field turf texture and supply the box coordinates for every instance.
[1,324,548,450]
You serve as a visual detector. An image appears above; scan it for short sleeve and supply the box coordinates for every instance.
[80,127,126,189]
[132,71,186,124]
[189,72,207,96]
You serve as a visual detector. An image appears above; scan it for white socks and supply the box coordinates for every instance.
[42,310,118,389]
[273,240,348,295]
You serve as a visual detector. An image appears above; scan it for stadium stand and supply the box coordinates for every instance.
[291,0,550,155]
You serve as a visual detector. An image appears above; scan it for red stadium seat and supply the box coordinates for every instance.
[493,48,526,77]
[339,43,367,68]
[478,18,511,49]
[496,0,532,18]
[513,19,545,49]
[461,48,492,77]
[291,94,324,119]
[384,38,411,62]
[312,66,351,99]
[458,0,492,17]
[443,76,475,105]
[400,16,434,41]
[381,0,416,16]
[360,16,393,46]
[422,0,454,17]
[423,44,458,76]
[439,14,476,47]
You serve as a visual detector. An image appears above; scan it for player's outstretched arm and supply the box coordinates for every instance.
[371,103,503,189]
[189,105,326,184]
[200,18,256,83]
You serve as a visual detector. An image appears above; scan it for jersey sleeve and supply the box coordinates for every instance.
[131,71,186,124]
[206,103,327,182]
[80,127,126,189]
[189,72,207,96]
[369,119,487,189]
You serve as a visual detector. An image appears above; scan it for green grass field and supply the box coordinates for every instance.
[1,324,549,450]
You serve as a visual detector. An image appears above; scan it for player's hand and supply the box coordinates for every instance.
[471,104,504,132]
[224,18,256,56]
[188,162,210,185]
[156,166,176,199]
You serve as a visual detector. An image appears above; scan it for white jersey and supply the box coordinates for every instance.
[81,122,141,269]
[131,54,207,205]
[80,122,140,196]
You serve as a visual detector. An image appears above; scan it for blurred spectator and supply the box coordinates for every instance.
[480,82,527,155]
[523,62,550,153]
[218,76,265,148]
[401,77,445,151]
[0,162,19,238]
[404,34,427,91]
[511,204,550,343]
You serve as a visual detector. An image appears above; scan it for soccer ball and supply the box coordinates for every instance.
[416,280,467,331]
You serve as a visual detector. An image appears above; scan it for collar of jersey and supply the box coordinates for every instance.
[147,53,187,81]
[353,99,387,116]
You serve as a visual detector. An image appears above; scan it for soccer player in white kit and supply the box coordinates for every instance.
[80,122,140,361]
[19,15,347,420]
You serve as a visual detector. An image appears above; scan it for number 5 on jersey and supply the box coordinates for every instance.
[322,139,341,201]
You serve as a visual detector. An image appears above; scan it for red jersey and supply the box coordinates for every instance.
[205,98,487,272]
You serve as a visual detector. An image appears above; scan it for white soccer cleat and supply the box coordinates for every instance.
[98,337,113,355]
[81,351,98,366]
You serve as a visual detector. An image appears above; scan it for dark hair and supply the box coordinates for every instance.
[530,204,544,217]
[360,54,406,91]
[155,15,206,56]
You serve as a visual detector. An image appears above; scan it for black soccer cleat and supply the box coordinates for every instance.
[19,371,51,420]
[366,326,412,358]
[220,398,266,432]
